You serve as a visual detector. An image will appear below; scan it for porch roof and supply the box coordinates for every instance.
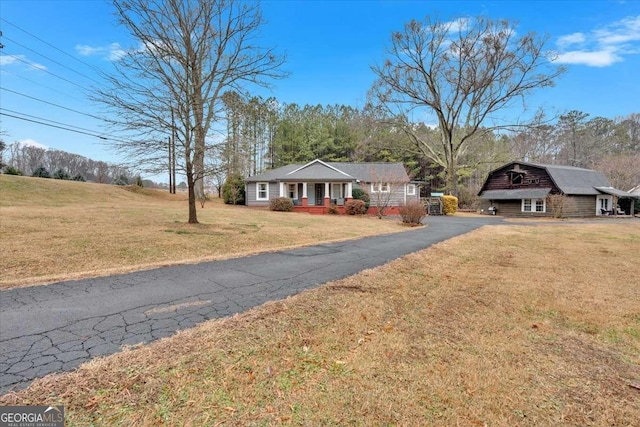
[283,161,354,181]
[480,188,552,200]
[596,187,640,199]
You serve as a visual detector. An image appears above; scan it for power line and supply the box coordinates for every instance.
[2,35,104,86]
[0,108,107,136]
[1,87,103,120]
[2,51,92,92]
[0,111,108,140]
[1,69,87,103]
[0,17,103,74]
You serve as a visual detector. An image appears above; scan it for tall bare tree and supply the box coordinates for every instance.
[371,16,565,195]
[96,0,286,223]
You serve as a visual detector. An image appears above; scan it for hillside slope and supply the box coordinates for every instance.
[0,175,184,207]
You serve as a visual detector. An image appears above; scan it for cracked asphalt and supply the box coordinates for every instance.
[0,215,502,393]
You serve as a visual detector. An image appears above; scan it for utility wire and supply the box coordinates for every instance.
[1,51,92,92]
[2,35,104,86]
[1,87,104,121]
[0,17,104,74]
[0,112,108,140]
[1,69,87,103]
[0,109,142,145]
[0,108,107,136]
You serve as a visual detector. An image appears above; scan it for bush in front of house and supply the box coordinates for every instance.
[222,174,245,205]
[345,199,367,215]
[269,197,293,212]
[351,187,370,209]
[442,195,458,215]
[399,200,426,225]
[327,204,340,215]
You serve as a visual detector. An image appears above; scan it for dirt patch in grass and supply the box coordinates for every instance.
[2,223,638,426]
[0,175,410,289]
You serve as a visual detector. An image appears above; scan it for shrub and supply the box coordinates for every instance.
[352,187,370,209]
[442,195,458,215]
[72,174,86,182]
[269,197,293,212]
[546,194,576,218]
[53,168,70,180]
[222,174,245,205]
[4,166,23,175]
[32,166,51,178]
[399,200,426,225]
[327,204,340,215]
[113,174,129,185]
[345,199,367,215]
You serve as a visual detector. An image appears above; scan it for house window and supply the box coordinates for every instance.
[371,182,390,193]
[287,183,297,200]
[331,183,342,199]
[257,182,269,201]
[522,198,545,213]
[406,183,416,196]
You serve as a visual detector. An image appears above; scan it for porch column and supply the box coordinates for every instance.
[279,182,285,198]
[324,182,331,207]
[302,182,308,207]
[346,182,353,201]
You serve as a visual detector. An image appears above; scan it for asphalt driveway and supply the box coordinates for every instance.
[0,215,502,393]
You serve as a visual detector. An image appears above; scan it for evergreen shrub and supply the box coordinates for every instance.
[442,195,458,215]
[270,197,293,212]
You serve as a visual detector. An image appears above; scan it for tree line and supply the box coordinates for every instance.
[214,98,639,207]
[1,142,135,185]
[4,1,637,222]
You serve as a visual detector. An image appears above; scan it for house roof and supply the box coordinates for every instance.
[629,184,640,196]
[535,163,610,195]
[597,187,640,199]
[480,188,552,200]
[246,159,409,183]
[479,161,626,197]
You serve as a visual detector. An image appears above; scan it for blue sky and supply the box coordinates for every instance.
[1,0,639,174]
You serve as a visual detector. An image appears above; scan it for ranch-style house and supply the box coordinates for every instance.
[245,159,419,215]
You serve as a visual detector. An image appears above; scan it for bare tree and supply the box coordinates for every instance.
[96,0,286,223]
[371,16,565,195]
[366,165,409,218]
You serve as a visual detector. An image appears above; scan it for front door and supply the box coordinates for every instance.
[315,184,324,205]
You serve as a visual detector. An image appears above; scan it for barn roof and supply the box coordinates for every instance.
[478,161,628,197]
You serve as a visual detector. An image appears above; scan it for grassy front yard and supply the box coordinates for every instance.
[2,223,638,425]
[0,175,409,289]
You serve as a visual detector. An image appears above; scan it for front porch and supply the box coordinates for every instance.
[279,181,354,211]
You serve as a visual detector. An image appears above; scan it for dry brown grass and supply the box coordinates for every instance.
[2,222,638,426]
[0,175,408,289]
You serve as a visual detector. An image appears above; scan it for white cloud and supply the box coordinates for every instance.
[555,49,621,67]
[75,42,126,61]
[18,139,49,150]
[555,15,640,67]
[444,18,471,33]
[557,32,586,48]
[107,43,127,61]
[75,45,102,56]
[0,54,47,71]
[0,55,21,66]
